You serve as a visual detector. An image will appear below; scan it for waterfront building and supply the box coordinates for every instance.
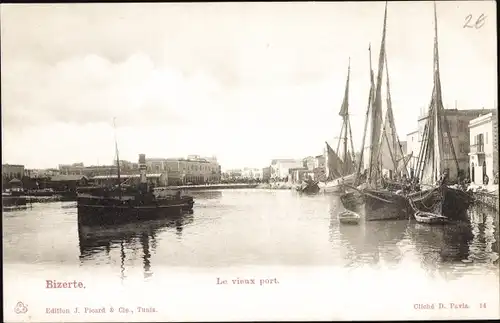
[222,169,242,181]
[48,175,89,191]
[314,155,326,169]
[405,130,420,176]
[302,156,316,171]
[262,167,271,182]
[57,154,220,186]
[163,156,221,185]
[2,164,25,181]
[468,111,498,185]
[270,159,303,180]
[404,108,493,180]
[2,164,25,188]
[241,168,263,180]
[289,167,311,183]
[59,163,123,177]
[145,158,168,173]
[25,168,60,178]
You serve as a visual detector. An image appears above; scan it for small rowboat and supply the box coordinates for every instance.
[414,210,448,224]
[339,210,361,225]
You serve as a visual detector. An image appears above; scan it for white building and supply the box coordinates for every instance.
[241,168,263,180]
[270,159,304,180]
[468,112,498,185]
[406,130,420,177]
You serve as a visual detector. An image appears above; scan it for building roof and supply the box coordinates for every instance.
[289,167,308,172]
[9,178,22,184]
[165,157,212,163]
[50,175,88,182]
[91,173,163,179]
[271,159,301,165]
[418,108,494,121]
[468,112,495,128]
[2,164,24,167]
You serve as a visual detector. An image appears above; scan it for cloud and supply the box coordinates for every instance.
[1,52,227,129]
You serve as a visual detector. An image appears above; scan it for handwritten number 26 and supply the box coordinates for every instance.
[464,14,486,29]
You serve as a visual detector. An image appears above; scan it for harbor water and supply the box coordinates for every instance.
[4,188,500,321]
[3,189,499,277]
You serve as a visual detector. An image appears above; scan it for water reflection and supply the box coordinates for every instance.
[405,221,474,279]
[329,196,499,279]
[468,206,499,264]
[77,213,194,279]
[329,197,406,267]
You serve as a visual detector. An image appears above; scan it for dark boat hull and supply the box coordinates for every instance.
[297,182,321,195]
[2,195,27,207]
[363,189,410,221]
[77,195,194,226]
[340,189,410,221]
[408,185,472,222]
[340,191,365,210]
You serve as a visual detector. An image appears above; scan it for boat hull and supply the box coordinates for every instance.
[297,182,321,195]
[340,189,410,221]
[338,210,360,225]
[414,211,448,224]
[77,195,194,226]
[363,189,410,221]
[319,173,356,193]
[340,191,365,210]
[408,185,472,222]
[2,195,27,207]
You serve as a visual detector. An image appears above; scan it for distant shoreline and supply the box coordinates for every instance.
[160,182,296,191]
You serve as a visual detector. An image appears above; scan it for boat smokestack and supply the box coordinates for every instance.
[139,154,147,185]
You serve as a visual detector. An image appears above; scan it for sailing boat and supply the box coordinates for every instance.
[76,119,194,226]
[318,59,358,193]
[407,2,472,221]
[340,2,410,221]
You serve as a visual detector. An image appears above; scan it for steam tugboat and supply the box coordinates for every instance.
[77,121,194,226]
[77,153,194,226]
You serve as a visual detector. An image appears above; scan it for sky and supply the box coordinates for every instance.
[1,1,497,170]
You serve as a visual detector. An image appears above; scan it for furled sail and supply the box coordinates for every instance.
[366,2,388,187]
[362,2,407,187]
[415,2,460,186]
[325,142,344,180]
[343,152,356,175]
[359,44,376,181]
[325,58,356,182]
[337,59,357,175]
[376,52,405,175]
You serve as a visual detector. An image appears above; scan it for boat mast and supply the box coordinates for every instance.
[113,117,122,200]
[355,44,375,185]
[378,51,403,175]
[432,1,460,176]
[338,58,351,175]
[417,1,459,184]
[368,1,388,187]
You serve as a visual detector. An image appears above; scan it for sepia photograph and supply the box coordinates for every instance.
[2,1,499,321]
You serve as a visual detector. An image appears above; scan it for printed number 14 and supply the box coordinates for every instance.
[480,303,486,309]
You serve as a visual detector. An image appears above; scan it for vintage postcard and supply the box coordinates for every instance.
[2,1,499,322]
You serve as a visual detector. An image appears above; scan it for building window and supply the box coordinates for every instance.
[442,139,450,154]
